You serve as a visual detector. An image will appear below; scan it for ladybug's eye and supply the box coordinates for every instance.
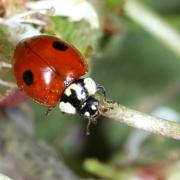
[23,70,34,86]
[52,41,68,51]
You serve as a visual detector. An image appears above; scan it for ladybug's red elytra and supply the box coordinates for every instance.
[12,35,105,121]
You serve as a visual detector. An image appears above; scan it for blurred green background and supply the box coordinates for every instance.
[1,0,180,179]
[31,0,180,178]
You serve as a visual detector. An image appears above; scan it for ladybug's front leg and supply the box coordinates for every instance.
[45,107,53,116]
[96,84,106,99]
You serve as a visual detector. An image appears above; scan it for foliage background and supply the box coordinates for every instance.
[33,0,180,178]
[0,0,180,179]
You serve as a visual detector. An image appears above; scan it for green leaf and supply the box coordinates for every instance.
[50,16,101,56]
[0,26,16,99]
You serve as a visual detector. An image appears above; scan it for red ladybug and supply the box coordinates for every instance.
[12,35,105,120]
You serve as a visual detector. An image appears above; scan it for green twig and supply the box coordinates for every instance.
[100,99,180,140]
[125,0,180,57]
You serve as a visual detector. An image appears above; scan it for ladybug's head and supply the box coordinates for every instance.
[59,77,104,120]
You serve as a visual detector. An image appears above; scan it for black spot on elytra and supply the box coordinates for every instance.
[23,70,34,86]
[53,41,68,51]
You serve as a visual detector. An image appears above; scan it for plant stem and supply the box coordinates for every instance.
[124,0,180,57]
[0,79,17,88]
[99,99,180,140]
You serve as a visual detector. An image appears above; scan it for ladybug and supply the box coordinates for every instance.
[12,35,105,122]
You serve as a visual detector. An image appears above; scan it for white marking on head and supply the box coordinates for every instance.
[64,83,86,100]
[91,105,97,110]
[59,102,76,114]
[84,111,90,118]
[84,78,97,95]
[64,87,72,96]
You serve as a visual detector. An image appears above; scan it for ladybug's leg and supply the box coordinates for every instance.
[96,84,106,99]
[86,118,91,135]
[78,96,100,135]
[45,107,53,116]
[86,117,98,135]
